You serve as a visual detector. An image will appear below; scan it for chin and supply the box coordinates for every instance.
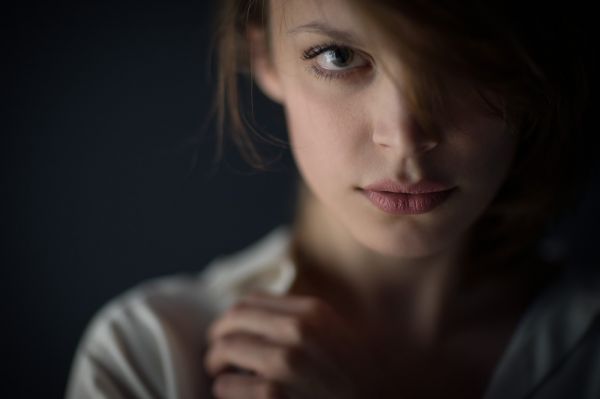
[349,223,456,260]
[364,239,444,259]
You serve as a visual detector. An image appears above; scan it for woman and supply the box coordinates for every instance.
[66,1,598,398]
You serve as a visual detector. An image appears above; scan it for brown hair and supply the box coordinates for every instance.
[212,0,591,269]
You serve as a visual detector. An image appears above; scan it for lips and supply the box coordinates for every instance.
[361,179,456,215]
[363,179,453,194]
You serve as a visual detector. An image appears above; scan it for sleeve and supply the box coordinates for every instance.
[65,280,215,399]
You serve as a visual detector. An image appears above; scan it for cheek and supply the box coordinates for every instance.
[283,83,367,183]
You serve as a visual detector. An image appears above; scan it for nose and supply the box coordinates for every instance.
[370,78,440,157]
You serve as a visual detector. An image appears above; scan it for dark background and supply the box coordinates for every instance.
[3,1,599,398]
[5,1,296,397]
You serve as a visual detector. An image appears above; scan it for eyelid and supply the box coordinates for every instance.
[302,42,370,64]
[301,42,373,80]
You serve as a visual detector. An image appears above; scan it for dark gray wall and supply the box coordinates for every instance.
[5,1,296,397]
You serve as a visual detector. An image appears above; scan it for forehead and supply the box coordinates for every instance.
[270,0,407,83]
[270,0,366,40]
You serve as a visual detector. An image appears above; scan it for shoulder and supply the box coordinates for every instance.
[485,261,600,399]
[64,274,216,399]
[536,264,600,398]
[65,225,295,399]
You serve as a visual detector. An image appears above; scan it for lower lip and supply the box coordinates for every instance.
[361,188,456,215]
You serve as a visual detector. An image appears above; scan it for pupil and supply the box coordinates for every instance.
[328,48,353,67]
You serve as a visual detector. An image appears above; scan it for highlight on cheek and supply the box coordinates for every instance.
[300,41,372,82]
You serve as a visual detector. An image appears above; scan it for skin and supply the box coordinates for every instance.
[205,0,527,397]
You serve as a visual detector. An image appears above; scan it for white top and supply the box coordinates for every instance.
[65,225,600,399]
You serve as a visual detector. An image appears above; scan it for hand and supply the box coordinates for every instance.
[203,292,383,399]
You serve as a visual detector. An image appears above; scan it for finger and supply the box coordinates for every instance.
[205,333,352,399]
[204,332,303,381]
[237,293,349,343]
[241,292,338,320]
[212,372,287,399]
[206,302,345,379]
[239,293,359,357]
[208,302,312,347]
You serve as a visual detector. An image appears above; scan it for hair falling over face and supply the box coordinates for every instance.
[212,0,591,270]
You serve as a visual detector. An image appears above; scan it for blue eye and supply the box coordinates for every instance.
[321,47,355,69]
[302,43,371,80]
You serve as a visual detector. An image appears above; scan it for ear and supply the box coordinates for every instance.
[247,26,284,103]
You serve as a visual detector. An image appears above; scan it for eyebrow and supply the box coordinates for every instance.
[287,21,361,45]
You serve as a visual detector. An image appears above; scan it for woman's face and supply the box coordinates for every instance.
[254,0,517,258]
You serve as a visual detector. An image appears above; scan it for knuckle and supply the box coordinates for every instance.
[212,332,239,354]
[282,317,306,343]
[269,346,302,379]
[221,331,245,347]
[208,320,228,341]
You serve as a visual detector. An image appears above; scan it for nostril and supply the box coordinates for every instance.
[373,136,439,156]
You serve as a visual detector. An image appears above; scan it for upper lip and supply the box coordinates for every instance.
[362,179,454,194]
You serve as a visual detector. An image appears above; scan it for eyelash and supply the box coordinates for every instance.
[301,42,370,81]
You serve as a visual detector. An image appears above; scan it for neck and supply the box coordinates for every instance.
[291,180,469,289]
[288,180,523,346]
